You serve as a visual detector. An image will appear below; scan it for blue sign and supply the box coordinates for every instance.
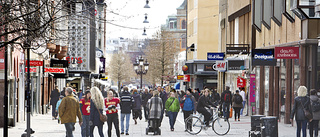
[207,53,225,60]
[252,49,276,66]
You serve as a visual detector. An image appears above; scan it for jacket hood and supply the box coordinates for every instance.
[132,93,140,98]
[297,86,308,97]
[310,95,319,101]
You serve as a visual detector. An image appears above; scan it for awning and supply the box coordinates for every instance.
[174,82,180,90]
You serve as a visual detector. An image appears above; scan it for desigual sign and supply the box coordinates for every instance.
[275,47,299,59]
[45,67,66,74]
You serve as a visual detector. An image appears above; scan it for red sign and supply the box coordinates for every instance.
[25,67,37,73]
[177,75,184,80]
[45,67,66,74]
[275,47,299,59]
[213,61,227,71]
[237,77,246,87]
[26,60,43,66]
[184,75,190,82]
[66,56,83,64]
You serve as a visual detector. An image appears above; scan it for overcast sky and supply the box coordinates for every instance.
[105,0,184,39]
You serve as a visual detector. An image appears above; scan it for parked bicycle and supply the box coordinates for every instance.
[185,107,230,135]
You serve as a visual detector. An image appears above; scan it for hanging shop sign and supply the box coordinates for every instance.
[274,47,299,59]
[226,47,249,54]
[177,75,184,80]
[99,57,105,73]
[184,75,190,82]
[25,67,37,73]
[227,60,245,70]
[237,77,246,87]
[207,53,225,60]
[50,59,68,68]
[252,49,276,66]
[45,67,66,74]
[212,61,227,72]
[26,60,43,66]
[249,74,256,114]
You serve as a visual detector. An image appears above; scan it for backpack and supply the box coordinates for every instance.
[312,100,320,112]
[224,92,231,103]
[235,95,242,104]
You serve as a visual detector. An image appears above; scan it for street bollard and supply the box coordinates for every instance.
[260,117,278,137]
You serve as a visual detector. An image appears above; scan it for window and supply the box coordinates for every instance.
[271,0,282,26]
[169,21,177,29]
[284,0,295,22]
[194,0,198,7]
[290,0,319,19]
[181,20,186,29]
[253,0,262,32]
[262,0,272,29]
[181,37,186,49]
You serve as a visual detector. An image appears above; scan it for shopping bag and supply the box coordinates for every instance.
[229,107,233,118]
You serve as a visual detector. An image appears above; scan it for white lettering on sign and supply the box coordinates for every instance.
[45,67,66,74]
[212,61,227,71]
[254,54,274,60]
[25,67,37,73]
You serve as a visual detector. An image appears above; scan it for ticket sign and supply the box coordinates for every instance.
[45,67,66,74]
[26,60,43,66]
[25,67,37,73]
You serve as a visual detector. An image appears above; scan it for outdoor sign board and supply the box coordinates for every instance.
[207,53,225,60]
[237,77,246,87]
[212,61,227,72]
[177,75,184,80]
[184,75,190,82]
[274,47,299,59]
[204,64,215,71]
[25,67,37,73]
[227,60,245,70]
[252,49,276,66]
[45,67,66,74]
[249,74,256,114]
[26,60,43,66]
[0,47,4,70]
[226,47,249,54]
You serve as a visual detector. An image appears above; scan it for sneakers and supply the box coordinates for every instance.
[134,119,137,125]
[126,133,129,135]
[171,128,174,131]
[238,119,240,121]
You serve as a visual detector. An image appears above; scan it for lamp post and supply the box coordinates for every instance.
[133,56,149,90]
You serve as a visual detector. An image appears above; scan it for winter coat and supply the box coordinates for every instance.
[232,94,243,108]
[197,95,215,110]
[193,92,200,102]
[165,97,180,112]
[142,92,152,107]
[310,95,320,120]
[89,101,104,126]
[58,95,82,124]
[132,93,142,110]
[180,94,196,112]
[50,89,60,105]
[291,96,312,120]
[147,95,163,119]
[120,91,134,113]
[221,90,233,103]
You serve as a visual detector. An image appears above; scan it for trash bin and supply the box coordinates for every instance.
[260,117,278,137]
[251,115,265,131]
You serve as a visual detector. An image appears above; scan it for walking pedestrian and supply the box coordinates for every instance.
[50,86,60,120]
[197,89,216,127]
[165,92,180,131]
[89,87,105,137]
[132,89,142,125]
[55,95,64,123]
[239,87,246,115]
[290,86,313,137]
[159,86,167,124]
[193,88,200,102]
[58,87,83,137]
[119,87,133,135]
[147,90,163,133]
[221,86,232,121]
[232,90,243,121]
[78,89,84,100]
[180,88,196,131]
[309,89,320,137]
[105,91,121,137]
[79,90,91,137]
[142,88,152,122]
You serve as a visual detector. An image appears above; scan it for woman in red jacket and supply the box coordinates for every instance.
[105,91,121,137]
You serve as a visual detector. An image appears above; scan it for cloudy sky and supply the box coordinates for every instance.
[105,0,185,39]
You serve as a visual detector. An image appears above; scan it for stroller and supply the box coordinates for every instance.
[146,118,161,135]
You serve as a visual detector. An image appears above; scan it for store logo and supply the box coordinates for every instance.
[207,53,225,60]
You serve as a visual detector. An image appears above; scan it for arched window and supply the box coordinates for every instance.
[181,20,186,29]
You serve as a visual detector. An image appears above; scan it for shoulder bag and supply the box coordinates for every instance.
[299,99,313,120]
[97,106,108,122]
[165,99,175,117]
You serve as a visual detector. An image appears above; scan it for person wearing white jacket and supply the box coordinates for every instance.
[239,87,246,115]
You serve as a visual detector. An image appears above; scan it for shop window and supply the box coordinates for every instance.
[271,0,282,26]
[181,20,186,29]
[290,0,319,19]
[253,0,262,32]
[284,0,295,22]
[262,0,272,29]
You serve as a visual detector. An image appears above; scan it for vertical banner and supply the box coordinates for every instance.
[250,74,256,114]
[0,47,5,70]
[99,57,105,73]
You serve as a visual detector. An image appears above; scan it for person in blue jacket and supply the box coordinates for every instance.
[179,88,196,131]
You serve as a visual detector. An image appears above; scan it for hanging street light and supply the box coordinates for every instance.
[143,13,149,23]
[142,27,147,36]
[144,0,150,8]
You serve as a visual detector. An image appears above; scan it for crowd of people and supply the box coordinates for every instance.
[50,85,250,137]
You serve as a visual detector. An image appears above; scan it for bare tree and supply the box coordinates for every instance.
[107,52,134,93]
[145,30,179,87]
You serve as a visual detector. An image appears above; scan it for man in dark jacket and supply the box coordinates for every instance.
[197,89,216,127]
[221,86,232,121]
[120,87,134,135]
[50,86,60,120]
[159,86,167,124]
[142,88,152,121]
[193,88,200,102]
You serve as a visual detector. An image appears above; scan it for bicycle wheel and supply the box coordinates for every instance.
[212,118,230,135]
[185,116,203,135]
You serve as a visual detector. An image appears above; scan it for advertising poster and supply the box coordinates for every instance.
[250,74,256,114]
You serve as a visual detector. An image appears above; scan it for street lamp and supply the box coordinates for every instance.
[133,56,149,90]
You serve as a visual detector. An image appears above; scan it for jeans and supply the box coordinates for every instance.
[64,123,75,137]
[223,102,231,119]
[52,104,57,118]
[107,113,120,137]
[183,110,193,130]
[234,107,241,120]
[240,101,246,115]
[143,106,149,120]
[90,124,104,137]
[309,120,319,137]
[121,113,130,133]
[81,115,90,137]
[296,120,308,137]
[167,111,178,129]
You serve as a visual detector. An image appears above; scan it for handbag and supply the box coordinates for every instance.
[299,99,313,120]
[165,99,175,117]
[229,107,233,118]
[97,107,108,122]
